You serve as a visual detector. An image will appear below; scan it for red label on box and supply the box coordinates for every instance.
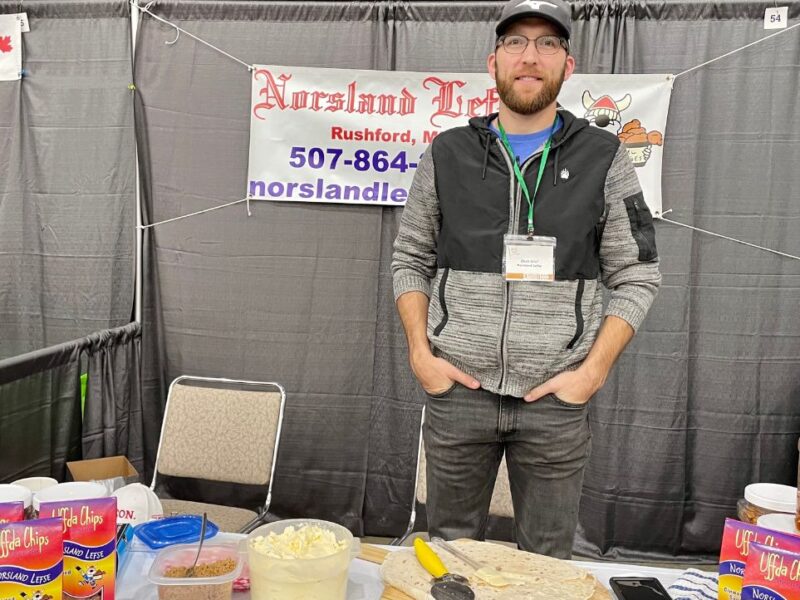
[0,502,24,524]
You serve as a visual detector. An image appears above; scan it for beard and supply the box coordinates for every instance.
[495,61,567,115]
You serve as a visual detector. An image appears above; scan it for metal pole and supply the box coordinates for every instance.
[132,3,142,323]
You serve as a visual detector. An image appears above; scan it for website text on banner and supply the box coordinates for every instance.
[247,66,672,214]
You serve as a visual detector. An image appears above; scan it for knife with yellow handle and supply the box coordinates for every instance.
[431,537,525,587]
[413,538,475,600]
[414,538,449,578]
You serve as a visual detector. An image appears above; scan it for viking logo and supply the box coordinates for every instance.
[515,0,558,10]
[581,91,632,132]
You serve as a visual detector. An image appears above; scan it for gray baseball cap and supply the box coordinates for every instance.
[496,0,572,39]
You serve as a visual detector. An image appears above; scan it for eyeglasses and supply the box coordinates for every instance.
[496,34,569,55]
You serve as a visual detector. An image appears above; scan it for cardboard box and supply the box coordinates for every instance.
[67,456,139,488]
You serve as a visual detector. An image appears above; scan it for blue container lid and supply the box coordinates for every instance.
[133,515,219,549]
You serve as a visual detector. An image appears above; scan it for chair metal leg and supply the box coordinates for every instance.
[390,505,417,545]
[392,407,425,545]
[238,507,270,534]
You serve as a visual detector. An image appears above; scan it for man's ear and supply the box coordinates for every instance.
[488,51,497,82]
[563,54,576,81]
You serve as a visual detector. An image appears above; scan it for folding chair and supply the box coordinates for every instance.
[393,406,514,544]
[150,376,286,532]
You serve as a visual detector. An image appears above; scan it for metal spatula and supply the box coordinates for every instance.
[431,537,524,588]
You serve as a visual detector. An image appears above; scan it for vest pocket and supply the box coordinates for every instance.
[432,267,450,337]
[428,269,502,370]
[566,279,585,350]
[623,193,658,262]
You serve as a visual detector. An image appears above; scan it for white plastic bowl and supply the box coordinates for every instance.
[12,476,59,494]
[33,481,108,512]
[0,483,32,508]
[757,513,800,536]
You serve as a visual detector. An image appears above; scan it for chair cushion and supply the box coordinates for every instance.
[160,499,258,533]
[158,383,282,484]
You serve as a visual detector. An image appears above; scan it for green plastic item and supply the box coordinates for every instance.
[80,372,87,418]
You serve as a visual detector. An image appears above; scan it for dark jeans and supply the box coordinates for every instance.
[423,384,592,559]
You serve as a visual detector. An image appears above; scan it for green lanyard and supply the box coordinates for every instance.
[497,115,558,237]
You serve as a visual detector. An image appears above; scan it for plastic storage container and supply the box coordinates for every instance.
[246,518,360,600]
[737,483,797,524]
[148,540,244,600]
[0,484,33,519]
[134,514,220,549]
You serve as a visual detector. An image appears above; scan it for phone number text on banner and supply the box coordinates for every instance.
[247,65,672,213]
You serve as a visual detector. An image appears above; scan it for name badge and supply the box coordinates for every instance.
[503,234,556,281]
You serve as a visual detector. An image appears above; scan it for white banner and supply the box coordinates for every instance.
[0,14,22,82]
[248,66,672,214]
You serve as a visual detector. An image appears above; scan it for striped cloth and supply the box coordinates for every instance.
[667,568,718,600]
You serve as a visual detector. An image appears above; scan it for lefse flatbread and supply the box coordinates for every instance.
[381,540,607,600]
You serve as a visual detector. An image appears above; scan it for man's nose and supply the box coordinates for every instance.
[520,42,541,63]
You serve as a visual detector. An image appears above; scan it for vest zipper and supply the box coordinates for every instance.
[495,139,547,391]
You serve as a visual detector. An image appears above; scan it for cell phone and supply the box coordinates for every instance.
[609,577,671,600]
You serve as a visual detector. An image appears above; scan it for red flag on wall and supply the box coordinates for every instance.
[0,15,22,81]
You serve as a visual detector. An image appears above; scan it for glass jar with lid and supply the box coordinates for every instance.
[737,483,797,524]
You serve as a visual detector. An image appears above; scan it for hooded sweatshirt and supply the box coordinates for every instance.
[392,109,661,398]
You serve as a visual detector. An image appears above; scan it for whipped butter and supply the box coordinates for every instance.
[247,522,353,600]
[250,524,347,559]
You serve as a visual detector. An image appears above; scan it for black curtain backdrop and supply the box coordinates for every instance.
[0,323,143,482]
[0,0,796,561]
[137,1,800,560]
[0,340,83,482]
[0,0,139,482]
[82,323,145,474]
[0,0,135,361]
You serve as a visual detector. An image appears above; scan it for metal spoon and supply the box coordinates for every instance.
[185,512,208,578]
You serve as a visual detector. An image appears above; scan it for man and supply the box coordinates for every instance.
[391,0,661,558]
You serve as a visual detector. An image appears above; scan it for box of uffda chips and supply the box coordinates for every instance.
[39,497,117,600]
[719,518,800,600]
[742,543,800,600]
[0,518,64,599]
